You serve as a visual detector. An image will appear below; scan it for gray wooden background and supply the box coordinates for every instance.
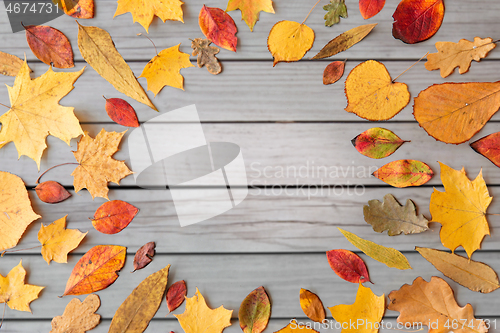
[0,0,499,332]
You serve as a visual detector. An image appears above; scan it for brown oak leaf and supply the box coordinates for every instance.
[191,38,222,75]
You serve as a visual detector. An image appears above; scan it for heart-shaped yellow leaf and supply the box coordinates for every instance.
[267,20,314,66]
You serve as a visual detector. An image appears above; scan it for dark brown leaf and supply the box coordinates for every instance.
[132,242,155,272]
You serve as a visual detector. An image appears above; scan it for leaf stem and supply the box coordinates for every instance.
[0,102,10,109]
[302,0,322,25]
[137,33,158,56]
[36,163,79,184]
[1,245,42,257]
[392,52,429,83]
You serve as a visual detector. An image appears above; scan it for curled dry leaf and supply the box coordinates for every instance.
[114,0,183,32]
[191,38,222,75]
[63,245,126,296]
[226,0,275,31]
[0,261,44,312]
[416,247,500,293]
[104,97,139,127]
[359,0,385,19]
[50,294,100,333]
[35,181,71,204]
[275,319,319,333]
[372,159,433,188]
[267,20,314,66]
[430,162,491,258]
[133,241,156,272]
[109,265,171,333]
[56,0,95,19]
[239,286,271,333]
[323,60,345,85]
[92,200,139,235]
[392,0,444,44]
[471,132,500,168]
[426,37,496,78]
[323,0,347,27]
[352,127,408,159]
[345,60,409,121]
[326,249,371,283]
[199,5,238,52]
[388,276,488,333]
[363,194,429,236]
[0,51,26,76]
[299,288,326,323]
[166,280,187,312]
[0,171,41,252]
[338,228,412,270]
[25,25,74,69]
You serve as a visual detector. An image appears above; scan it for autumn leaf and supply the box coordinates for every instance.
[430,162,491,258]
[326,249,371,283]
[38,215,87,265]
[92,200,139,234]
[63,245,126,296]
[226,0,275,31]
[132,241,155,272]
[0,171,41,252]
[471,132,500,167]
[199,5,238,52]
[104,97,139,127]
[312,23,376,59]
[416,247,500,293]
[0,60,84,169]
[72,129,133,200]
[175,288,233,333]
[0,261,44,312]
[25,25,74,69]
[267,21,314,66]
[323,60,345,85]
[392,0,444,44]
[166,280,187,312]
[109,265,170,333]
[0,51,26,76]
[239,286,270,333]
[299,289,326,323]
[275,320,319,333]
[323,0,347,27]
[35,181,71,204]
[56,0,94,18]
[139,44,194,94]
[50,294,100,333]
[426,37,496,78]
[352,127,408,159]
[359,0,385,19]
[388,276,488,333]
[77,22,157,110]
[373,160,433,187]
[338,228,411,270]
[329,284,384,333]
[114,0,183,32]
[364,194,429,235]
[344,60,409,121]
[191,38,222,75]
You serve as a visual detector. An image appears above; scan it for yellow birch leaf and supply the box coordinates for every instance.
[50,294,101,333]
[114,0,184,33]
[267,20,314,66]
[0,171,41,252]
[139,44,194,95]
[226,0,275,31]
[430,162,492,258]
[345,60,410,121]
[0,261,44,312]
[38,215,87,265]
[275,320,319,333]
[338,228,412,270]
[329,284,385,333]
[175,288,233,333]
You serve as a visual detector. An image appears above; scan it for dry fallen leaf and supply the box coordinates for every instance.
[326,249,371,283]
[166,280,187,313]
[359,0,385,19]
[133,241,155,272]
[25,25,74,68]
[199,5,238,52]
[299,288,326,323]
[35,181,71,204]
[267,20,315,66]
[72,129,133,200]
[0,261,44,312]
[364,194,429,235]
[372,159,433,187]
[50,294,101,333]
[38,215,87,265]
[470,132,500,168]
[0,60,84,169]
[0,51,26,76]
[239,286,270,333]
[352,127,408,159]
[226,0,275,31]
[392,0,444,44]
[323,60,345,85]
[275,319,319,333]
[56,0,95,18]
[114,0,183,32]
[0,171,41,252]
[104,97,139,128]
[323,0,347,27]
[92,200,139,234]
[191,38,222,75]
[388,276,488,333]
[430,162,491,258]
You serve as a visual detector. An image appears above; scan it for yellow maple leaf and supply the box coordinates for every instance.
[38,215,87,265]
[425,37,496,78]
[226,0,275,31]
[267,20,315,66]
[0,261,44,312]
[430,162,492,258]
[71,129,133,200]
[329,284,385,333]
[0,171,41,252]
[174,288,232,333]
[114,0,184,33]
[139,44,194,95]
[0,61,84,169]
[275,319,319,333]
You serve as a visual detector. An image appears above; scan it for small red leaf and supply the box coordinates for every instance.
[199,5,238,52]
[392,0,444,44]
[91,200,139,234]
[359,0,385,19]
[470,132,500,168]
[326,249,371,283]
[323,61,345,85]
[132,241,155,272]
[25,25,74,68]
[35,181,71,204]
[104,97,139,127]
[166,280,187,313]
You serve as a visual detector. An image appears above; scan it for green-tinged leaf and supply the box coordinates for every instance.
[239,286,271,333]
[352,127,408,159]
[373,159,433,187]
[323,0,347,27]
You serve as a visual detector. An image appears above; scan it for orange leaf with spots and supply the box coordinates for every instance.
[24,25,74,69]
[199,5,238,52]
[92,200,139,235]
[392,0,444,44]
